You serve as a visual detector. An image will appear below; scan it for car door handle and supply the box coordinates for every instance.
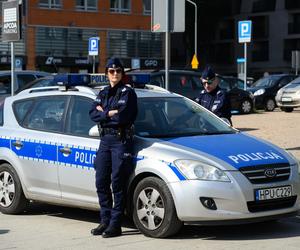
[12,140,23,148]
[59,147,72,155]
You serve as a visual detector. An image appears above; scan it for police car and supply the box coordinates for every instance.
[0,74,299,238]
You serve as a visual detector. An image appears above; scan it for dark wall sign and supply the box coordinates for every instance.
[1,0,22,42]
[36,56,97,66]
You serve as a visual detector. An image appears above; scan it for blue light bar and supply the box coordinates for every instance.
[128,74,151,84]
[54,74,91,87]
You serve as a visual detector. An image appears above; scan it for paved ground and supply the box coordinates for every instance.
[232,108,300,160]
[1,108,300,250]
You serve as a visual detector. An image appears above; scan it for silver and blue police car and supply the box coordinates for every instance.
[0,74,299,238]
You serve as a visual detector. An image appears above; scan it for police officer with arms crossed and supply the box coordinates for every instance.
[195,65,232,125]
[89,58,138,238]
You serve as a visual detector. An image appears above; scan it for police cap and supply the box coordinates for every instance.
[105,57,125,75]
[201,65,216,80]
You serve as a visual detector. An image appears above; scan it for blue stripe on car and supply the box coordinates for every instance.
[164,133,289,169]
[1,137,185,180]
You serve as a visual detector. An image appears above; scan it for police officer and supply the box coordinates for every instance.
[89,57,138,238]
[195,66,232,125]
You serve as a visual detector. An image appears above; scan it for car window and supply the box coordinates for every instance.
[0,98,4,126]
[23,96,67,132]
[135,97,235,137]
[0,75,11,94]
[150,75,163,87]
[17,74,37,89]
[13,99,34,124]
[65,96,95,137]
[31,78,55,88]
[169,74,202,98]
[278,76,294,87]
[253,76,278,88]
[218,78,231,91]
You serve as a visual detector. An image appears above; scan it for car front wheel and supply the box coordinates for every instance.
[0,163,28,214]
[264,98,276,111]
[133,176,183,238]
[280,107,294,112]
[240,99,253,114]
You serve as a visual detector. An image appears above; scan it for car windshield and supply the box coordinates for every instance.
[253,76,279,88]
[135,97,236,138]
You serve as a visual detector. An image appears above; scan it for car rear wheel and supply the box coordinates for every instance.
[0,163,28,214]
[240,99,253,114]
[133,176,183,238]
[280,107,294,112]
[264,98,276,111]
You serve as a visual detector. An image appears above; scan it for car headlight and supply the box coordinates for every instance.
[254,89,265,96]
[296,90,300,95]
[276,88,283,97]
[174,159,231,182]
[286,151,300,174]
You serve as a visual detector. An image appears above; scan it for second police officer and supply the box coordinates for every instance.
[89,58,138,238]
[195,65,232,126]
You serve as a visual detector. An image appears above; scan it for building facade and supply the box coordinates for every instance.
[0,0,163,73]
[197,0,300,78]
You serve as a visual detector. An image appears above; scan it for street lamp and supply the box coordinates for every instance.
[186,0,197,57]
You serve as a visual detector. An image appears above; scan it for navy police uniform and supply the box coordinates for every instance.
[195,66,232,125]
[89,58,138,237]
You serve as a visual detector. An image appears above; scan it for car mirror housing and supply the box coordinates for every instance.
[89,125,100,137]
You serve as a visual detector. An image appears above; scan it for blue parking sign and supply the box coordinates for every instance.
[238,21,252,43]
[88,37,99,56]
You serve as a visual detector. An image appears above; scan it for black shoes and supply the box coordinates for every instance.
[91,223,108,235]
[102,227,122,238]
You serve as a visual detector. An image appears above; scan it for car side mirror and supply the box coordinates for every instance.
[89,125,100,137]
[221,118,231,126]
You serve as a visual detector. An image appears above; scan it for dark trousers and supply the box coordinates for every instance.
[94,134,133,228]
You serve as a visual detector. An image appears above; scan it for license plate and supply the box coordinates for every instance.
[255,185,292,201]
[281,97,292,102]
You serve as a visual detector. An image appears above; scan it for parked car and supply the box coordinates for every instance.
[1,75,299,238]
[247,74,296,111]
[127,69,254,114]
[275,76,300,112]
[0,70,50,95]
[16,73,109,94]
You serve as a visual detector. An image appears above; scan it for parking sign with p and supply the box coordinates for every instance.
[88,37,99,56]
[238,21,252,43]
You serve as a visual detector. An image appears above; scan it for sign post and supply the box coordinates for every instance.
[238,20,252,90]
[292,50,300,75]
[151,0,185,90]
[1,0,22,96]
[88,37,99,73]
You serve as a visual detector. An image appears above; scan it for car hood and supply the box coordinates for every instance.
[247,86,264,93]
[146,132,290,170]
[282,83,300,92]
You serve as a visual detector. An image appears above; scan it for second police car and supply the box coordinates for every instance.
[0,74,299,238]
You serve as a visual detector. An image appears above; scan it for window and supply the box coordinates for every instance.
[252,0,276,13]
[13,100,34,124]
[107,30,163,59]
[75,0,97,11]
[17,75,36,89]
[66,97,94,137]
[110,0,130,13]
[24,97,67,132]
[169,74,203,100]
[0,75,11,95]
[143,0,151,15]
[39,0,62,9]
[0,98,4,126]
[36,27,98,57]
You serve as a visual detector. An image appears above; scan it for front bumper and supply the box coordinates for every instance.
[276,95,300,108]
[169,170,300,224]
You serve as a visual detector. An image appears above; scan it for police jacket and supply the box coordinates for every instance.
[89,82,138,129]
[195,86,232,121]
